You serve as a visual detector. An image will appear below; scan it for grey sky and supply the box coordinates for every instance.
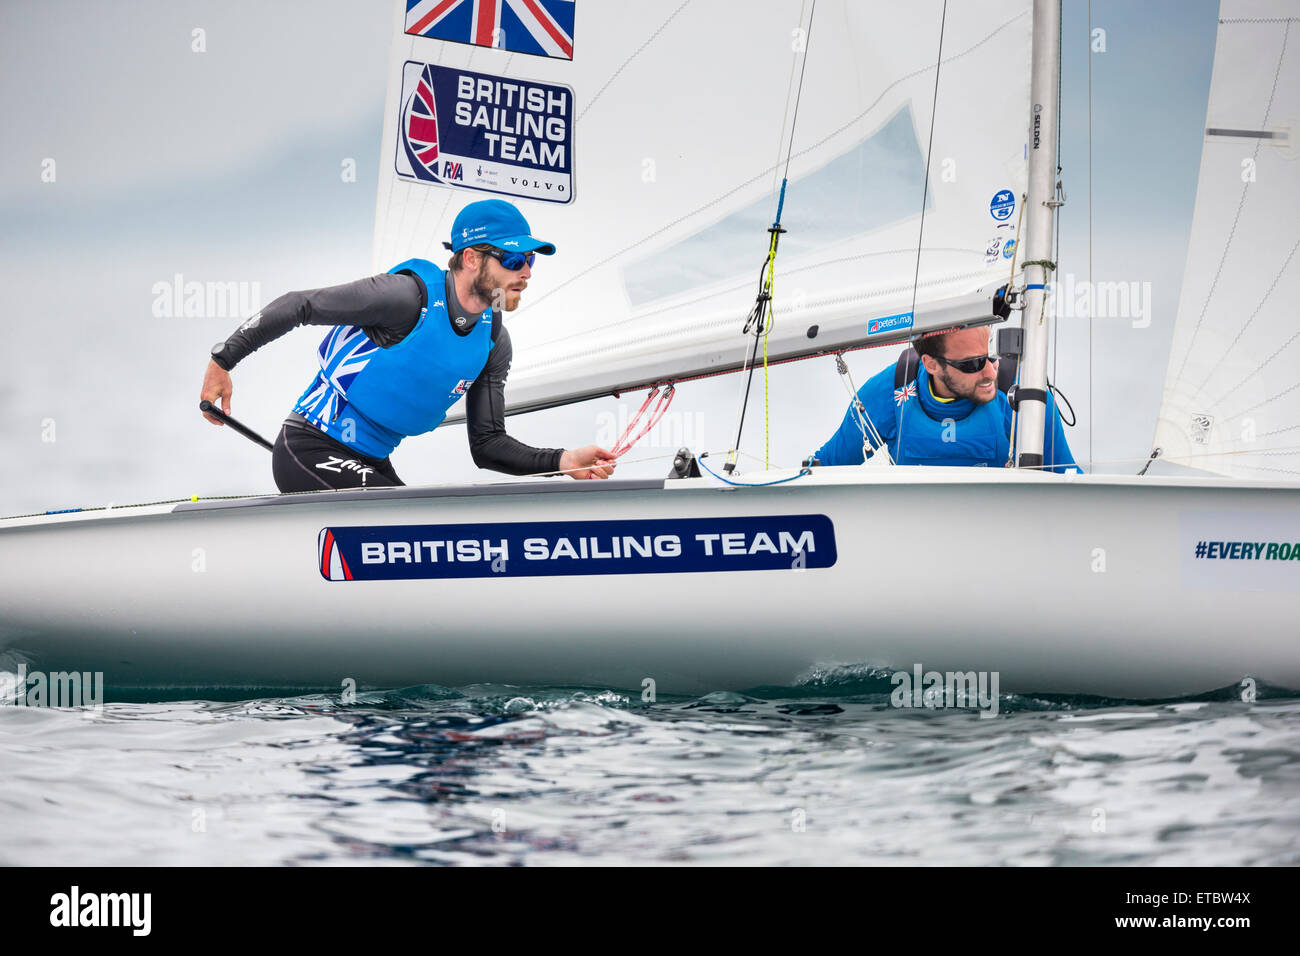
[1,0,1221,514]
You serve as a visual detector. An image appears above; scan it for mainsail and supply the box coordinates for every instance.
[373,0,1034,418]
[1153,1,1299,478]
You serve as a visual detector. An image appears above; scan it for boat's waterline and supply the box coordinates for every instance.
[2,468,1297,699]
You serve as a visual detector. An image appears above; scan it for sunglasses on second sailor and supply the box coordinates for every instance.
[937,353,999,374]
[479,247,536,271]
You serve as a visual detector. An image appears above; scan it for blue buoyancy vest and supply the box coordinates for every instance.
[290,259,494,458]
[893,365,1010,466]
[813,359,1076,470]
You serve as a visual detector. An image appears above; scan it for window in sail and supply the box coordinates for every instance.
[621,105,929,308]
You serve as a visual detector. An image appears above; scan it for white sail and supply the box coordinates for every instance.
[1153,1,1299,478]
[373,0,1033,416]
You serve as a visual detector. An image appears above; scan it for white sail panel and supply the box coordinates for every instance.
[1153,1,1300,478]
[373,0,1033,416]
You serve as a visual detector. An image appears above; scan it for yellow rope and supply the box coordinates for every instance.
[762,229,779,470]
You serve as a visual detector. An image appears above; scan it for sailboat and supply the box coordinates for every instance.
[1,0,1296,699]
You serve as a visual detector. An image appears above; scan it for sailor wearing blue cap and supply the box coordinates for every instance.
[201,199,617,491]
[447,198,558,255]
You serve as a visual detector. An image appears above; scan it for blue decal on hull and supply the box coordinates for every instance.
[318,515,837,581]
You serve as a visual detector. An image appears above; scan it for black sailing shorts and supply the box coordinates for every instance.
[271,422,404,493]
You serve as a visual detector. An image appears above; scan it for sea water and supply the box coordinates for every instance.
[1,668,1297,866]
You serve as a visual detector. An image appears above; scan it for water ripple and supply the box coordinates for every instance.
[1,683,1297,865]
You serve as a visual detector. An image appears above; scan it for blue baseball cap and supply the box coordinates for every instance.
[444,199,557,255]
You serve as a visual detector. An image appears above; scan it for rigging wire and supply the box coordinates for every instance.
[726,0,817,475]
[1007,188,1027,289]
[770,0,810,198]
[1004,191,1029,465]
[896,0,949,462]
[1049,381,1077,426]
[1050,0,1064,471]
[833,353,892,464]
[1087,0,1095,472]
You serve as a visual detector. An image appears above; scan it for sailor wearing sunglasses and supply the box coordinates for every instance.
[812,327,1076,471]
[202,199,616,491]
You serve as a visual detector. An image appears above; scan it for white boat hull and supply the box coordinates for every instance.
[2,468,1297,698]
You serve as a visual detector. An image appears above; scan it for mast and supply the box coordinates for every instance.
[1015,0,1062,469]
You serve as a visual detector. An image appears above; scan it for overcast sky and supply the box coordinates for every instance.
[0,0,1219,515]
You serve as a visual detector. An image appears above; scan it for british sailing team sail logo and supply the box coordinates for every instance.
[400,65,443,183]
[393,61,576,203]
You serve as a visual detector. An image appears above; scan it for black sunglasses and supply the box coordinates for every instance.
[479,247,535,271]
[937,353,999,374]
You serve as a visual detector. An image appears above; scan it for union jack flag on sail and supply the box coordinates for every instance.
[404,0,576,61]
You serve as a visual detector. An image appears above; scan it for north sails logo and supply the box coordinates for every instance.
[1191,414,1214,444]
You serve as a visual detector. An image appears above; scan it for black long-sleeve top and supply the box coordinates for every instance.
[209,270,563,475]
